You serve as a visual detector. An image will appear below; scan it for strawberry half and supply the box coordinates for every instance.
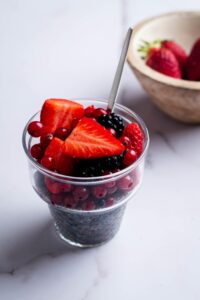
[40,99,84,134]
[44,137,75,175]
[63,117,125,159]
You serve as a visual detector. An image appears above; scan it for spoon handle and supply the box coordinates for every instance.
[108,27,132,112]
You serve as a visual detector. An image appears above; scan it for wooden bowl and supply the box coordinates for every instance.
[127,11,200,123]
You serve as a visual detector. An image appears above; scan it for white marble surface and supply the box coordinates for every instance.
[1,1,200,299]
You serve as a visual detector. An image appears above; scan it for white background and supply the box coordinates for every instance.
[1,1,200,299]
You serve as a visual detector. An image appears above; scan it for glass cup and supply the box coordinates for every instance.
[22,99,149,247]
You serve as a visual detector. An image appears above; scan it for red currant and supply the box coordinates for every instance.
[55,127,70,140]
[61,183,73,192]
[84,105,95,117]
[82,200,96,211]
[73,186,89,202]
[123,149,137,166]
[40,133,53,148]
[45,177,63,194]
[119,136,131,148]
[30,144,44,159]
[107,185,118,194]
[93,108,107,119]
[64,195,76,208]
[51,194,64,205]
[27,121,43,137]
[106,197,115,207]
[92,186,107,199]
[117,175,134,191]
[41,156,55,171]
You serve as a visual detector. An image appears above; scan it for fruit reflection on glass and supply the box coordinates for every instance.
[23,98,149,247]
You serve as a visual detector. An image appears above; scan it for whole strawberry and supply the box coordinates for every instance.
[161,40,187,72]
[186,38,200,81]
[146,48,182,79]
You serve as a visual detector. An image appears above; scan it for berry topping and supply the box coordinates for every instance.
[44,138,75,175]
[63,117,125,159]
[119,136,131,148]
[55,127,71,140]
[97,112,124,137]
[64,195,76,208]
[106,197,115,207]
[117,175,134,191]
[51,194,64,205]
[73,186,89,202]
[84,105,95,117]
[107,128,117,137]
[40,133,53,148]
[28,121,43,137]
[75,154,124,177]
[41,156,55,171]
[45,177,63,194]
[123,149,137,166]
[93,108,107,119]
[122,122,143,156]
[107,185,118,194]
[30,144,44,159]
[92,186,107,199]
[40,98,84,134]
[82,200,96,211]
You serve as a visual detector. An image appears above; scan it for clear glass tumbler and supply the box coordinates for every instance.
[22,99,149,247]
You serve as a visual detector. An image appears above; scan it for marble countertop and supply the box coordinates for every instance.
[1,1,200,299]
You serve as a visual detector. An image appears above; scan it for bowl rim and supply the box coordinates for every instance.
[127,10,200,90]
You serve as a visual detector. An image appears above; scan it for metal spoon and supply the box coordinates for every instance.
[107,27,132,112]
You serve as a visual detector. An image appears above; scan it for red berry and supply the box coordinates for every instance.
[93,108,107,119]
[45,177,63,194]
[82,200,96,211]
[51,194,64,205]
[30,144,44,159]
[64,195,76,208]
[119,136,131,148]
[107,185,118,194]
[106,197,115,207]
[73,186,89,202]
[61,183,73,192]
[55,127,71,140]
[41,156,55,171]
[107,128,117,136]
[27,121,43,137]
[123,149,137,166]
[92,186,107,199]
[40,133,53,148]
[123,122,143,156]
[117,175,134,191]
[84,105,95,117]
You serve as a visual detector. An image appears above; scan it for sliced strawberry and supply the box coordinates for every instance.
[43,137,75,175]
[40,99,84,134]
[63,117,125,159]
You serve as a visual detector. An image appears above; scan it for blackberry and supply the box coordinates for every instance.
[97,113,124,137]
[75,154,124,177]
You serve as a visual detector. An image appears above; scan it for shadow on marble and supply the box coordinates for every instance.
[0,217,83,274]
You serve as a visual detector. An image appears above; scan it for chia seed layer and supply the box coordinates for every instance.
[49,203,126,246]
